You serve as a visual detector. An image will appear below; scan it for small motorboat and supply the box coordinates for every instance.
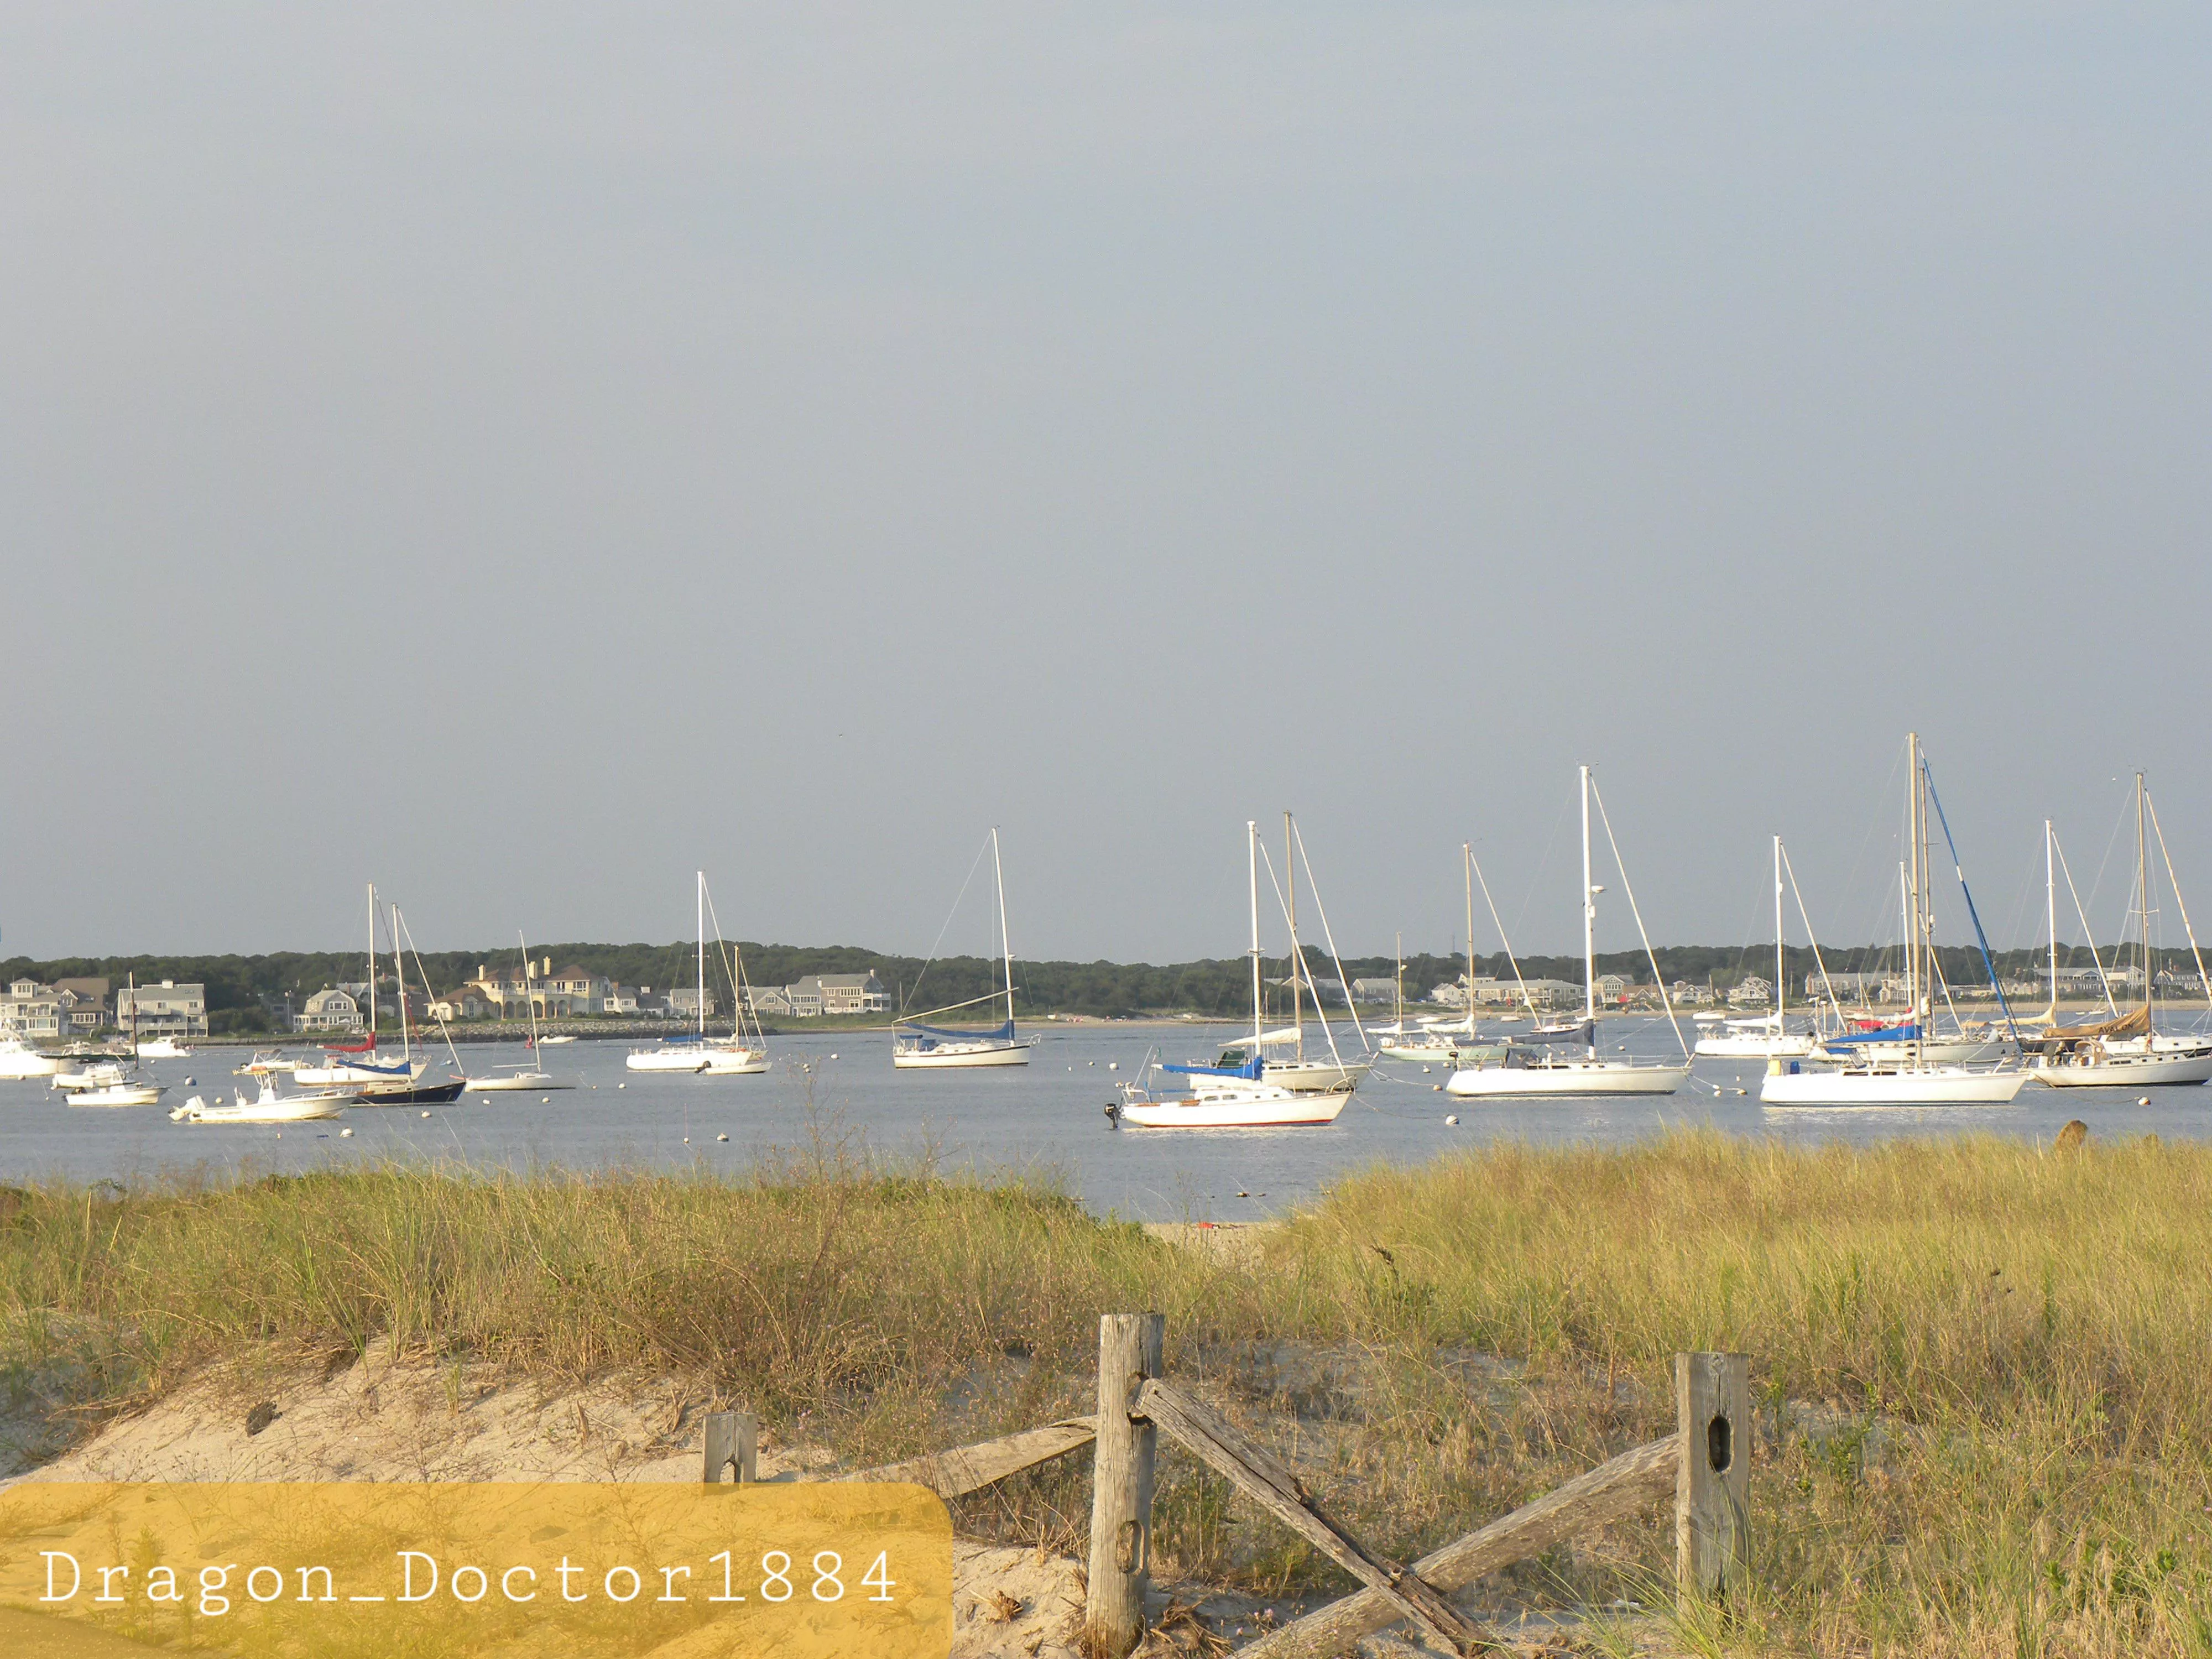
[135,1038,194,1060]
[464,1067,575,1093]
[70,1079,166,1108]
[172,1081,349,1123]
[0,1036,62,1081]
[52,1061,128,1092]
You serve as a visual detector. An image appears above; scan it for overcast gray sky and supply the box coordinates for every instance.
[3,3,2207,964]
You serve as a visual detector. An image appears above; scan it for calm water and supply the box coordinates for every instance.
[2,1019,2203,1219]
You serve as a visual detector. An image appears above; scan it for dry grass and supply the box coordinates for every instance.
[5,1127,2212,1655]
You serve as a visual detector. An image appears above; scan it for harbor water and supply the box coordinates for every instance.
[2,1019,2202,1220]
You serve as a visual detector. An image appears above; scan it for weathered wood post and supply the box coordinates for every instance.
[1674,1352,1750,1610]
[1084,1312,1164,1659]
[702,1408,759,1484]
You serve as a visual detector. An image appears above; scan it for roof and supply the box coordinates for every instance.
[809,973,881,990]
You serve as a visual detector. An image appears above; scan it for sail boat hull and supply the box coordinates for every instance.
[1762,1066,2027,1105]
[700,1046,773,1074]
[892,1040,1033,1068]
[1445,1059,1689,1097]
[464,1071,576,1092]
[2032,1049,2212,1087]
[1696,1032,1821,1058]
[352,1079,467,1105]
[1118,1089,1346,1128]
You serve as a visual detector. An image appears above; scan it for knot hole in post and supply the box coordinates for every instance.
[1707,1413,1732,1474]
[1115,1518,1144,1574]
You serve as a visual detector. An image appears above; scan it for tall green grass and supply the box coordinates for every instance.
[4,1129,2210,1654]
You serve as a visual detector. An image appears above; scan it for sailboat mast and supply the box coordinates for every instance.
[2138,771,2151,1016]
[2045,821,2057,1015]
[1394,931,1404,1031]
[1463,844,1476,1035]
[1580,765,1596,1034]
[992,827,1014,1031]
[367,881,378,1048]
[1285,813,1301,1057]
[696,872,706,1042]
[1908,732,1925,1048]
[520,930,540,1050]
[1773,834,1785,1032]
[392,901,410,1062]
[1246,821,1262,1048]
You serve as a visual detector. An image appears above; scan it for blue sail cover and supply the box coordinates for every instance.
[1827,1022,1921,1045]
[898,1019,1016,1046]
[1162,1053,1267,1082]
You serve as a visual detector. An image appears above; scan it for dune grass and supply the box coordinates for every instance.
[4,1128,2211,1654]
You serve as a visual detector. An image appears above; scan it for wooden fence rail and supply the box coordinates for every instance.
[699,1318,1751,1658]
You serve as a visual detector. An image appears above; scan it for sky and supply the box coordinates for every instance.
[3,3,2208,966]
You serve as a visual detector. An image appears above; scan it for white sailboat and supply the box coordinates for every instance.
[893,828,1036,1069]
[1695,838,1820,1059]
[1114,822,1345,1128]
[1448,767,1692,1098]
[171,1079,351,1123]
[1764,733,2027,1106]
[134,1037,192,1060]
[466,931,580,1092]
[295,884,431,1089]
[628,873,771,1075]
[2031,776,2212,1088]
[1375,932,1466,1064]
[0,1036,62,1081]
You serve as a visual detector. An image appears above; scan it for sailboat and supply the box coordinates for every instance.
[66,974,166,1107]
[1113,821,1343,1128]
[628,873,771,1075]
[466,931,580,1092]
[1763,733,2027,1105]
[893,828,1036,1068]
[2030,775,2212,1088]
[1374,933,1465,1064]
[1447,768,1692,1098]
[349,900,466,1105]
[1695,838,1820,1058]
[295,884,431,1089]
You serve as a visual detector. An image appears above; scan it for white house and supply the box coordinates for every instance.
[298,987,363,1032]
[114,981,207,1037]
[0,980,64,1039]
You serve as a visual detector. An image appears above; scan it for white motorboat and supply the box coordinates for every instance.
[628,873,775,1076]
[1446,768,1693,1099]
[537,1034,577,1045]
[69,1080,166,1107]
[0,1037,62,1080]
[135,1038,192,1060]
[1762,1060,2028,1106]
[894,828,1038,1070]
[53,1061,128,1092]
[237,1052,300,1076]
[171,1081,349,1123]
[1758,734,2026,1107]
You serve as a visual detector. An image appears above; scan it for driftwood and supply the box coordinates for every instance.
[844,1417,1099,1499]
[1239,1436,1679,1659]
[1136,1379,1487,1656]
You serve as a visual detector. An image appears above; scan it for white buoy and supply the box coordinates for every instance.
[1422,1066,1431,1074]
[420,1111,431,1119]
[1108,1061,1118,1071]
[340,1128,353,1139]
[184,1076,195,1086]
[2140,1095,2151,1105]
[540,1096,550,1103]
[717,1133,728,1142]
[683,1136,690,1144]
[1445,1114,1459,1125]
[1432,1084,1443,1092]
[830,1053,838,1060]
[618,1082,625,1089]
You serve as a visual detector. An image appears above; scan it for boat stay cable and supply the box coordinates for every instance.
[1584,774,1692,1062]
[2145,790,2212,1029]
[1254,843,1349,1074]
[1288,818,1372,1056]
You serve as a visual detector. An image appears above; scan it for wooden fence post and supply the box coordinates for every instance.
[702,1409,758,1484]
[1674,1352,1750,1609]
[1084,1312,1164,1659]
